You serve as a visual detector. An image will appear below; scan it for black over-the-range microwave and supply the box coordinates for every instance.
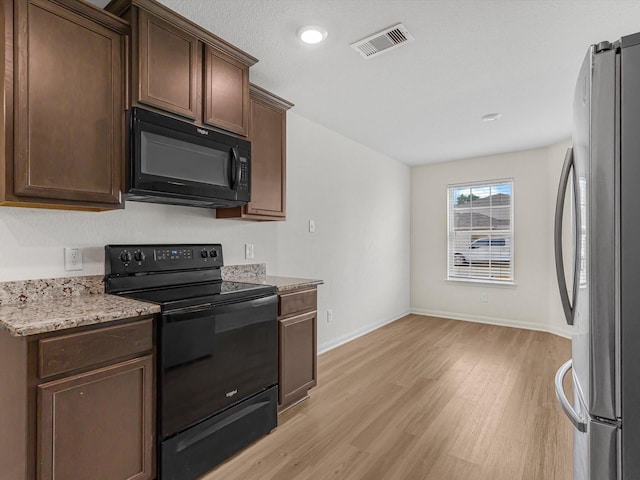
[126,107,251,209]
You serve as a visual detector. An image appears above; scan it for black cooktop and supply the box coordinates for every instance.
[123,281,276,311]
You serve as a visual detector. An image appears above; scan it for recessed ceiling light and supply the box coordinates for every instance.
[298,25,328,44]
[481,113,502,122]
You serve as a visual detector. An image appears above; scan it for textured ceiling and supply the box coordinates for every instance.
[90,0,640,165]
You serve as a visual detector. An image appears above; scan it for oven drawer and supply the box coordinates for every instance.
[38,318,154,379]
[161,386,277,480]
[278,288,317,317]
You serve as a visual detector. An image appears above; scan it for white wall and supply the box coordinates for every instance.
[0,112,411,350]
[277,114,411,351]
[411,141,572,338]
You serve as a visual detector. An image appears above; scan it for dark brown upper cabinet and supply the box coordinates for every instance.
[216,84,293,221]
[107,0,257,136]
[0,0,128,211]
[204,45,250,136]
[138,8,200,119]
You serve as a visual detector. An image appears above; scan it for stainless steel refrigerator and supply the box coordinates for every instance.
[554,32,640,479]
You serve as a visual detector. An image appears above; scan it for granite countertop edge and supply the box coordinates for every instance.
[224,275,324,292]
[0,267,322,337]
[0,294,161,338]
[265,276,324,292]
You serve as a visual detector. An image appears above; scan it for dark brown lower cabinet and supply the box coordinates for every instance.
[0,316,155,480]
[278,287,318,411]
[38,356,153,480]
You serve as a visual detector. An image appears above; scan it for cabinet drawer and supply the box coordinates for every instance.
[278,288,317,317]
[38,319,153,379]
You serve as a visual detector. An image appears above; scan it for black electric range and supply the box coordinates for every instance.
[105,244,278,480]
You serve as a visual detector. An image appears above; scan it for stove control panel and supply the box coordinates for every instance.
[105,244,224,275]
[155,248,193,261]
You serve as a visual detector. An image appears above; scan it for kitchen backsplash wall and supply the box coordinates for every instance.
[0,112,412,352]
[0,201,279,281]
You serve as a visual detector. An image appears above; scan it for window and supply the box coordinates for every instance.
[447,179,514,283]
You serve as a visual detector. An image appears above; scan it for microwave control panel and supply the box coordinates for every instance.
[239,158,249,191]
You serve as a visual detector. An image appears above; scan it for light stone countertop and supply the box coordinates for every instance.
[0,275,159,337]
[0,266,321,337]
[244,276,323,292]
[0,295,160,337]
[223,273,323,292]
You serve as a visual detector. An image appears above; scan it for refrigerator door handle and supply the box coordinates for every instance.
[555,359,587,433]
[554,147,579,325]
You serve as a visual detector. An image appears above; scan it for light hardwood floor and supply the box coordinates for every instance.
[202,314,573,480]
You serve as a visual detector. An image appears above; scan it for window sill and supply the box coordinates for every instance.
[446,278,518,288]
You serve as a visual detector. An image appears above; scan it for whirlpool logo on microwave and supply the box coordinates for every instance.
[226,389,238,398]
[196,128,209,135]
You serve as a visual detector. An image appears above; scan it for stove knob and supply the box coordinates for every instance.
[120,251,132,263]
[210,250,218,258]
[134,251,146,262]
[200,250,209,258]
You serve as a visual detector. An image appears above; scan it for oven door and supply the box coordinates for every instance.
[159,293,277,438]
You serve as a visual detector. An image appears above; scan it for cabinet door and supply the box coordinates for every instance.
[204,44,249,136]
[38,356,154,480]
[138,9,200,119]
[13,0,125,206]
[246,99,286,217]
[279,311,317,408]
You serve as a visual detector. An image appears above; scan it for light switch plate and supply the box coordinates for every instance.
[309,219,315,233]
[245,244,254,259]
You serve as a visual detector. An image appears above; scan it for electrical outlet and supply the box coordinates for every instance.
[480,292,488,302]
[326,309,333,323]
[245,244,254,259]
[64,248,83,271]
[309,219,315,233]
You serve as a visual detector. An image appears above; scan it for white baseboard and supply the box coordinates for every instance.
[410,307,572,339]
[546,323,572,339]
[318,311,410,355]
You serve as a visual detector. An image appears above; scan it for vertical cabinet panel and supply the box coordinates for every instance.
[204,45,249,136]
[247,100,285,216]
[215,84,292,221]
[37,355,154,480]
[138,9,199,119]
[278,311,317,408]
[13,0,125,206]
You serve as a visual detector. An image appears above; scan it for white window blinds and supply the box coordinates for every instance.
[447,179,514,283]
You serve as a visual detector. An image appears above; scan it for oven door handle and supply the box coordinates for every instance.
[164,294,277,324]
[165,306,216,323]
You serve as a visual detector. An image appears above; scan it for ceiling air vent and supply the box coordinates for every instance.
[350,23,414,59]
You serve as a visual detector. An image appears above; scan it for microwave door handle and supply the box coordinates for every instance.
[230,147,241,190]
